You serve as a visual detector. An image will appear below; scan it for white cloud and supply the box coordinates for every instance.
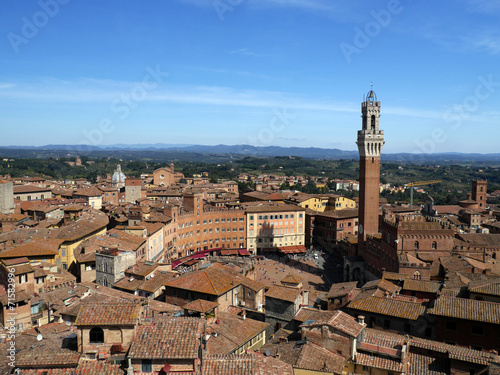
[472,35,500,55]
[229,48,263,57]
[1,76,490,123]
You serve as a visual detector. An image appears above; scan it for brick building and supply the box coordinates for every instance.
[428,296,500,351]
[309,208,358,250]
[472,180,488,209]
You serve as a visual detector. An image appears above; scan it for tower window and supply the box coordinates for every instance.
[432,241,437,250]
[414,241,419,250]
[371,115,376,130]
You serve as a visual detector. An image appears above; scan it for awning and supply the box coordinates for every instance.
[238,249,250,256]
[220,249,239,256]
[190,253,207,260]
[278,245,307,254]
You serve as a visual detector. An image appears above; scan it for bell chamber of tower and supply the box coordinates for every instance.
[357,89,385,158]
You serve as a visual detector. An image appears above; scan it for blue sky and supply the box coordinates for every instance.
[1,0,499,153]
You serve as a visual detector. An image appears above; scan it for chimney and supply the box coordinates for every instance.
[358,315,365,325]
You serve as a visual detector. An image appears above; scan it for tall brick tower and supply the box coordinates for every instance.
[357,88,384,243]
[471,180,487,209]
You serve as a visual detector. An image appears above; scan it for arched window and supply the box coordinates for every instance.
[432,241,437,250]
[414,241,419,250]
[371,115,376,130]
[89,327,104,343]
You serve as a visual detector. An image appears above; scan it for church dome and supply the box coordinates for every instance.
[112,164,126,183]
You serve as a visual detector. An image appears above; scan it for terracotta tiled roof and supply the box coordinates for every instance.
[0,238,63,259]
[78,282,181,314]
[407,353,449,375]
[13,185,52,193]
[362,328,405,350]
[140,221,164,236]
[106,228,147,249]
[251,351,295,375]
[265,284,302,303]
[73,187,103,197]
[1,257,30,266]
[0,290,30,305]
[17,361,124,375]
[128,317,203,359]
[293,306,338,323]
[295,343,345,373]
[125,261,157,277]
[258,340,302,367]
[11,263,34,275]
[203,355,253,375]
[113,276,144,292]
[138,271,176,293]
[347,296,426,320]
[281,274,302,285]
[183,299,219,313]
[75,302,141,326]
[469,282,500,297]
[206,313,269,355]
[326,310,365,337]
[301,310,364,338]
[355,352,405,372]
[428,296,500,324]
[376,279,401,294]
[327,281,359,299]
[204,353,294,375]
[316,208,359,219]
[16,348,80,368]
[166,263,242,296]
[53,214,108,242]
[410,335,492,365]
[403,279,441,294]
[457,233,500,247]
[243,203,304,213]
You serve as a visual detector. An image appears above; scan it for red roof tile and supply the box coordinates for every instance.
[348,296,426,320]
[428,296,500,324]
[75,302,141,326]
[265,284,302,303]
[128,317,204,359]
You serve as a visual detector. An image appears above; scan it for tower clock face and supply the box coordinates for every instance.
[359,224,364,234]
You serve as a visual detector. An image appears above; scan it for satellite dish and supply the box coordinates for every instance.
[37,334,43,341]
[265,349,271,357]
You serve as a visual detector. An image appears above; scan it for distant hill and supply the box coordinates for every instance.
[1,144,499,163]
